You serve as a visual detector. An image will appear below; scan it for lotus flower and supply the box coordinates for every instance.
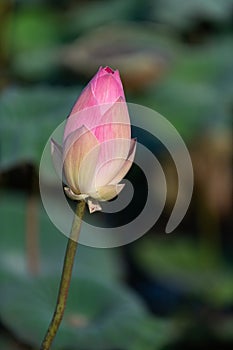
[51,66,136,213]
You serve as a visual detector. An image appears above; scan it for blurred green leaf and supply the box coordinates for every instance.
[11,47,59,81]
[1,276,140,349]
[150,0,233,29]
[0,271,174,350]
[170,38,233,85]
[207,274,233,306]
[64,0,137,35]
[0,191,124,282]
[128,36,233,140]
[60,23,175,91]
[0,191,177,349]
[131,79,221,140]
[133,236,233,307]
[0,336,19,350]
[213,315,233,341]
[4,7,59,53]
[2,5,61,81]
[0,87,80,168]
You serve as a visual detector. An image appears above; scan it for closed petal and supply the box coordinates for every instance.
[92,74,124,105]
[94,66,113,80]
[64,187,88,200]
[90,66,103,90]
[70,84,98,115]
[109,138,136,185]
[64,87,100,141]
[111,69,124,93]
[63,126,99,193]
[91,184,125,201]
[77,142,100,195]
[94,138,132,188]
[93,98,130,142]
[64,66,126,141]
[100,97,129,126]
[51,138,63,180]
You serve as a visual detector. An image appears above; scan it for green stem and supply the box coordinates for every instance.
[40,200,86,350]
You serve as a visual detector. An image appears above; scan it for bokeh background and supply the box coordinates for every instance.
[0,0,232,349]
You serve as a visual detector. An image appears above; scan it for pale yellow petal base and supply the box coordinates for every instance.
[64,183,124,214]
[64,186,102,213]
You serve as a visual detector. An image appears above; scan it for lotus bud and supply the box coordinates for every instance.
[51,66,136,213]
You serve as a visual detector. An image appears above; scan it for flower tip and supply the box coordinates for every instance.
[104,66,115,74]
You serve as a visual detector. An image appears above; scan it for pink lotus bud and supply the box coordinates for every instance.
[51,66,136,213]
